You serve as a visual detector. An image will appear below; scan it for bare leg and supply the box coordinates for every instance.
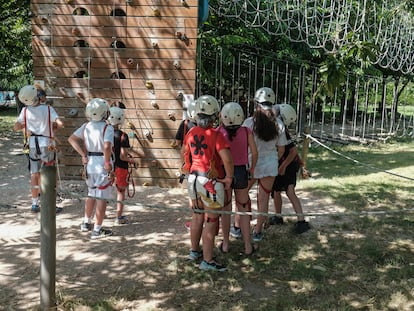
[220,189,232,252]
[84,197,95,220]
[273,191,283,215]
[31,172,40,200]
[255,176,274,234]
[190,199,204,252]
[116,187,126,218]
[202,209,219,262]
[286,185,305,221]
[235,188,253,254]
[94,199,107,226]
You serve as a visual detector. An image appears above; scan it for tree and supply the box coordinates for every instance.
[0,0,32,91]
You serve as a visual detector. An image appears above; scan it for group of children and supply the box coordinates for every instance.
[180,87,310,271]
[14,85,137,239]
[13,83,309,265]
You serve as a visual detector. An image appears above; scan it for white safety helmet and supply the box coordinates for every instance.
[186,100,197,122]
[254,87,276,110]
[220,102,244,127]
[195,95,220,116]
[85,98,110,121]
[279,103,297,126]
[18,85,38,106]
[195,95,220,128]
[108,106,125,126]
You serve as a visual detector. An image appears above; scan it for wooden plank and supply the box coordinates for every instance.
[34,66,196,80]
[32,0,198,8]
[42,87,194,100]
[33,36,196,50]
[32,45,196,59]
[33,56,196,70]
[32,14,198,28]
[34,22,198,37]
[43,77,194,91]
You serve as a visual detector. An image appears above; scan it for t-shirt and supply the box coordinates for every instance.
[113,129,131,169]
[175,119,196,145]
[184,126,230,178]
[72,121,114,174]
[217,125,251,166]
[17,105,60,148]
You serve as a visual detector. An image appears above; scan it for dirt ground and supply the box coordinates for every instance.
[0,131,341,310]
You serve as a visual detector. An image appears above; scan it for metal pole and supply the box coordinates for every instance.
[40,165,57,310]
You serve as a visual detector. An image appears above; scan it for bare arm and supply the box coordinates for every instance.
[13,121,24,132]
[248,131,258,173]
[278,145,298,175]
[218,148,234,190]
[68,134,88,165]
[103,141,112,171]
[52,118,64,132]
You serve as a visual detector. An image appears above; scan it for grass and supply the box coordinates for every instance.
[2,107,413,310]
[55,137,413,310]
[0,106,18,134]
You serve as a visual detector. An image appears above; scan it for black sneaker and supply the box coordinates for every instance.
[294,221,311,234]
[80,221,92,232]
[269,216,284,225]
[199,260,227,271]
[91,228,113,239]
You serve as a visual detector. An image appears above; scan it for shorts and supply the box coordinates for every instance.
[86,172,114,200]
[253,153,278,179]
[272,162,299,192]
[187,174,225,209]
[232,165,249,189]
[28,147,56,174]
[114,167,129,188]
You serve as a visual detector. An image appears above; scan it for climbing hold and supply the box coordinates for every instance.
[145,81,154,89]
[151,101,159,109]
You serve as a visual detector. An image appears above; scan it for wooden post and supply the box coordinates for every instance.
[40,166,57,310]
[301,126,310,168]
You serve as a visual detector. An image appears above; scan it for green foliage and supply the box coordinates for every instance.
[0,0,33,91]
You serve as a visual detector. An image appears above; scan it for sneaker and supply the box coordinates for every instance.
[80,221,92,232]
[91,228,113,239]
[188,250,203,261]
[114,215,129,225]
[294,221,311,234]
[31,204,40,213]
[199,260,227,272]
[269,215,284,225]
[230,225,242,238]
[184,221,191,231]
[252,230,264,242]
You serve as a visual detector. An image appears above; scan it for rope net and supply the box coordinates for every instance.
[213,0,414,74]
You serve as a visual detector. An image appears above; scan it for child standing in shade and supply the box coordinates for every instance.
[217,102,258,255]
[108,106,140,225]
[68,98,114,239]
[13,85,64,213]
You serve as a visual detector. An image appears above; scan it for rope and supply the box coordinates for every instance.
[212,0,414,75]
[306,134,414,181]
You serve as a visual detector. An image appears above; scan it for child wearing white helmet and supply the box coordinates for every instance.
[108,105,139,225]
[13,85,64,213]
[270,103,311,234]
[182,94,234,271]
[238,87,288,242]
[68,98,115,239]
[217,102,258,255]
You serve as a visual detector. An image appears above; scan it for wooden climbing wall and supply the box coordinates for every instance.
[31,0,198,187]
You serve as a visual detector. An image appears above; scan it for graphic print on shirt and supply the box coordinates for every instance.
[191,134,208,155]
